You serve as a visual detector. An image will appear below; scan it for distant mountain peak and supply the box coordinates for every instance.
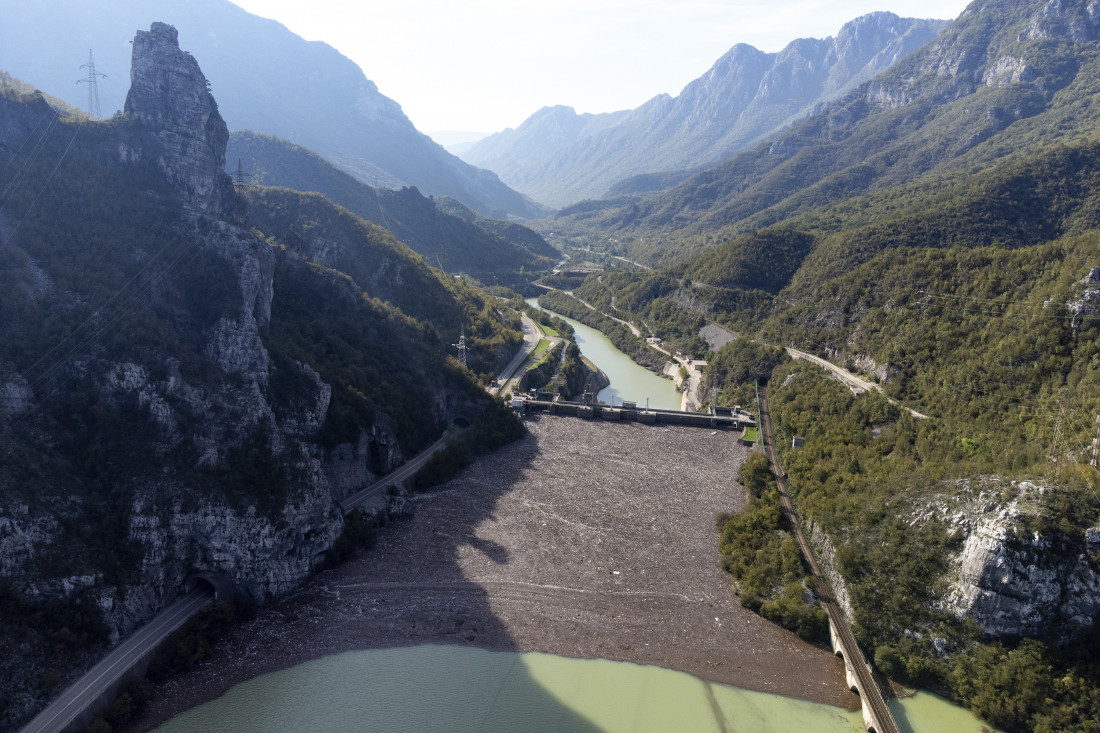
[0,1,543,218]
[461,12,947,207]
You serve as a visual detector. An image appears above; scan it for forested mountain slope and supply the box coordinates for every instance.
[0,24,521,728]
[553,0,1100,267]
[227,131,555,277]
[552,5,1100,730]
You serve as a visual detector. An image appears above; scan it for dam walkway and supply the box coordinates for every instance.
[511,393,756,430]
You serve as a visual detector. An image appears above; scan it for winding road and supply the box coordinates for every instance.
[21,588,215,733]
[339,433,453,514]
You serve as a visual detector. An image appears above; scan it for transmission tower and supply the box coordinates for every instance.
[453,328,469,368]
[232,158,252,187]
[77,49,106,118]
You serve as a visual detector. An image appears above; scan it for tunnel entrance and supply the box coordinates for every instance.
[184,572,235,600]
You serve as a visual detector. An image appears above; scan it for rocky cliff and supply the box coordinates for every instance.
[123,22,239,220]
[922,477,1100,641]
[0,23,498,728]
[0,0,543,219]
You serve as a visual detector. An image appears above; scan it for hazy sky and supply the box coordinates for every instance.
[230,0,972,136]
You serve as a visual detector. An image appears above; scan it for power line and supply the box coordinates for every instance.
[0,110,61,211]
[0,103,57,192]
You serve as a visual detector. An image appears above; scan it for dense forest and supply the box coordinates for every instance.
[228,131,556,278]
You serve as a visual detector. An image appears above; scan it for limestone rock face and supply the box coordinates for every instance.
[930,478,1100,641]
[125,478,342,611]
[0,25,451,728]
[124,22,238,219]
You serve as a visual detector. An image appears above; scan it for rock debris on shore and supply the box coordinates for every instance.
[132,416,853,729]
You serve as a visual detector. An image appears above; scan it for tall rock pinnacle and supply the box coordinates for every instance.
[124,22,237,218]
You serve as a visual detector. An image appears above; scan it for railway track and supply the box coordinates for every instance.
[757,386,899,733]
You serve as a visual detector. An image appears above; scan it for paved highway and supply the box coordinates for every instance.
[339,433,452,514]
[22,587,215,733]
[491,312,545,397]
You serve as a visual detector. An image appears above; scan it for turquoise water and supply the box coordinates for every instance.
[156,646,995,733]
[526,297,682,410]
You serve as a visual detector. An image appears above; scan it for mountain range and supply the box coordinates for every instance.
[542,6,1100,727]
[551,0,1100,267]
[462,12,947,207]
[5,1,1100,731]
[0,22,525,726]
[0,0,544,220]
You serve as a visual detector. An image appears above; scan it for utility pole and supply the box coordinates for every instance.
[1091,415,1100,468]
[77,50,106,118]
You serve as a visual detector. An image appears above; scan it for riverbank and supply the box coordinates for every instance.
[527,297,683,410]
[129,417,854,729]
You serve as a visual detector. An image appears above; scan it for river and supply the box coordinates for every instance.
[525,296,682,410]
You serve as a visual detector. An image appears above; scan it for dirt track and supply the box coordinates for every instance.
[133,415,853,728]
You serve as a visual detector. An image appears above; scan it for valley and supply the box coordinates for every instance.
[3,1,1100,731]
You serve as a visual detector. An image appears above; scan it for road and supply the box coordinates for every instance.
[22,587,215,733]
[491,311,557,397]
[784,348,928,419]
[611,254,651,270]
[757,386,899,733]
[534,284,644,338]
[339,433,452,514]
[701,321,928,419]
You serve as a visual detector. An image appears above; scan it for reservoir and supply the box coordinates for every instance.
[147,335,994,733]
[155,646,993,733]
[526,296,681,410]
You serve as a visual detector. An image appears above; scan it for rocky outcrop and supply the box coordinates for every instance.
[869,0,1100,110]
[923,477,1100,641]
[1025,0,1100,42]
[0,24,446,727]
[125,478,342,611]
[1067,265,1100,328]
[808,521,856,617]
[820,347,900,384]
[122,22,239,220]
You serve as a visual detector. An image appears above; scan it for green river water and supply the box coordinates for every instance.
[157,646,993,732]
[526,297,682,410]
[158,303,996,732]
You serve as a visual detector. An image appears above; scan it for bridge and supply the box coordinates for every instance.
[758,386,900,733]
[511,392,756,430]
